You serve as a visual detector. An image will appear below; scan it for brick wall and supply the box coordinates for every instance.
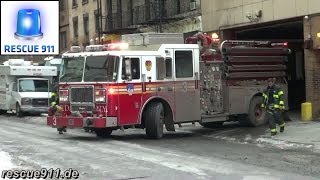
[304,15,320,117]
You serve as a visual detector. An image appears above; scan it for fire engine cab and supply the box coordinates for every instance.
[47,33,290,139]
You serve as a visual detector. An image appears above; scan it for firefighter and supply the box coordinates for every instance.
[49,82,65,134]
[261,78,286,136]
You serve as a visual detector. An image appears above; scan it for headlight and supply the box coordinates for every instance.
[59,96,69,102]
[21,98,32,105]
[95,97,105,102]
[95,89,106,103]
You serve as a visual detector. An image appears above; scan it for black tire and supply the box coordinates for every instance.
[0,110,6,115]
[95,128,112,138]
[200,121,224,128]
[145,102,164,139]
[16,103,23,117]
[246,96,267,127]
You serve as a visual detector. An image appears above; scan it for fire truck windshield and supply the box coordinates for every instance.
[83,55,119,82]
[60,57,85,82]
[60,56,119,82]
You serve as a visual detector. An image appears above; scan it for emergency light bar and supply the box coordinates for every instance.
[106,43,129,50]
[70,46,82,53]
[86,45,105,52]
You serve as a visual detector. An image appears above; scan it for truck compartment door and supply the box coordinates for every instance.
[173,49,201,122]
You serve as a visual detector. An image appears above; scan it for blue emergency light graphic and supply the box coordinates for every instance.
[14,9,43,40]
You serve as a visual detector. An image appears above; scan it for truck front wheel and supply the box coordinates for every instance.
[246,96,267,127]
[16,103,23,117]
[145,102,164,139]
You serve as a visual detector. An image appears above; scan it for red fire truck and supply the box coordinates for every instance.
[47,33,290,139]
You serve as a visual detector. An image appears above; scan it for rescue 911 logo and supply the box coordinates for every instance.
[0,1,59,55]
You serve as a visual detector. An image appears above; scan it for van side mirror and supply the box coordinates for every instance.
[124,59,132,81]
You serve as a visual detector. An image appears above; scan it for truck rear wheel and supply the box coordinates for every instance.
[95,128,112,138]
[246,96,267,127]
[145,102,164,139]
[16,103,23,117]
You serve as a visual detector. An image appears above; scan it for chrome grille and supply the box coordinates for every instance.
[70,86,94,103]
[32,98,49,107]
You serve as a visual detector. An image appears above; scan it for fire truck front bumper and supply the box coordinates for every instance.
[47,116,118,128]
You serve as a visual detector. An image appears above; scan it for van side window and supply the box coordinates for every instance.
[122,58,140,80]
[175,50,193,78]
[12,82,17,92]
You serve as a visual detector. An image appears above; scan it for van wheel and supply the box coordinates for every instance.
[246,96,267,127]
[16,103,23,117]
[95,128,112,138]
[0,110,6,115]
[145,102,164,139]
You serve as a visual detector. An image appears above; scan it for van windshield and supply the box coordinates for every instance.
[19,79,49,92]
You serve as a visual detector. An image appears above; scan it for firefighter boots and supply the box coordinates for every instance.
[271,129,277,136]
[280,126,285,133]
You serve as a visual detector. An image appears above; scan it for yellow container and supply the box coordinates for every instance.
[301,102,312,121]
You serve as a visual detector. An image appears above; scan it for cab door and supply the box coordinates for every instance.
[173,49,200,122]
[118,56,142,125]
[154,54,175,114]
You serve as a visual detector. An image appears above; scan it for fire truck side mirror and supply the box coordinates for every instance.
[124,58,132,81]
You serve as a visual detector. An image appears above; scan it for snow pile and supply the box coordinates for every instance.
[256,137,314,150]
[0,150,15,172]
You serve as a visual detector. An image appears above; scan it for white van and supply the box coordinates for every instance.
[0,59,57,117]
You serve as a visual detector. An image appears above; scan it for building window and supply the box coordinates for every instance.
[82,0,88,5]
[94,10,99,33]
[59,0,64,11]
[59,31,67,50]
[73,17,78,38]
[175,50,193,78]
[83,14,89,36]
[72,0,78,8]
[176,0,181,14]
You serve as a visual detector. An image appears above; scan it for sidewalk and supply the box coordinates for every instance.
[257,111,320,153]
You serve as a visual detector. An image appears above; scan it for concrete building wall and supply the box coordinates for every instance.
[304,15,320,117]
[139,16,202,33]
[202,0,320,31]
[59,0,70,53]
[68,0,107,47]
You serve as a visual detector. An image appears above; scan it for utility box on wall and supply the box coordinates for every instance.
[304,39,313,49]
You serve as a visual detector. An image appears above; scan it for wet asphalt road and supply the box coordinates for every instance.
[0,114,319,180]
